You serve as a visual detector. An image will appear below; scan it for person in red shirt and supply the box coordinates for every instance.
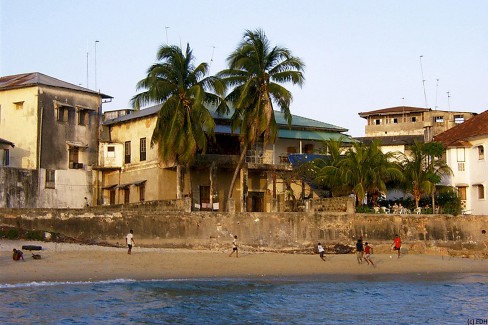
[393,234,401,258]
[364,242,374,266]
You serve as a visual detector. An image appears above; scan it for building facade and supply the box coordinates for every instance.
[0,72,111,208]
[96,105,352,212]
[434,110,488,215]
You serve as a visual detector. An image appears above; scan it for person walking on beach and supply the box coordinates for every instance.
[229,235,238,258]
[317,242,326,261]
[12,248,24,261]
[126,229,135,255]
[393,234,401,258]
[363,242,374,267]
[356,237,364,264]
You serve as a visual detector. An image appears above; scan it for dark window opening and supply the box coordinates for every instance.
[125,141,131,164]
[140,138,146,161]
[46,169,55,189]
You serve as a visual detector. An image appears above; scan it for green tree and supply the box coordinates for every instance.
[311,137,351,196]
[401,141,451,209]
[131,44,225,199]
[218,29,305,209]
[339,140,403,206]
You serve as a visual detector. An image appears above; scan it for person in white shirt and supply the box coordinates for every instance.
[317,243,326,261]
[126,229,135,255]
[229,235,238,258]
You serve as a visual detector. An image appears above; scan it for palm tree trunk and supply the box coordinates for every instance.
[227,142,248,208]
[176,164,182,200]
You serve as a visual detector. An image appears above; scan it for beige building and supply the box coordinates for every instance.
[0,72,111,208]
[358,106,476,142]
[96,105,353,212]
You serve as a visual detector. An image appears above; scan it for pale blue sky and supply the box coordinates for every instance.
[2,1,487,136]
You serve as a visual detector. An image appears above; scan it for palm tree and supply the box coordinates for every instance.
[217,29,305,209]
[339,140,403,206]
[402,141,451,209]
[131,44,225,199]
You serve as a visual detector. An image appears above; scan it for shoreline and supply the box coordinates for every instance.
[1,240,488,285]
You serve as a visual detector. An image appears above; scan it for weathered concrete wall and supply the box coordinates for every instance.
[1,203,487,253]
[0,167,39,208]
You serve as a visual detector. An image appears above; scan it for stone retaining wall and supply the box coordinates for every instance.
[1,205,487,255]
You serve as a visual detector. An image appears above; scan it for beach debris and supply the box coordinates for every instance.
[32,253,42,259]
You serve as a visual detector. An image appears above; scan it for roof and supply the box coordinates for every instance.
[358,106,430,118]
[0,137,15,149]
[355,135,424,146]
[434,109,488,146]
[103,103,349,134]
[0,72,112,99]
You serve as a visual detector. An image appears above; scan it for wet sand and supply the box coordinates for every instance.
[1,240,487,284]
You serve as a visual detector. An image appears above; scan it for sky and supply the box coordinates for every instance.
[1,1,487,136]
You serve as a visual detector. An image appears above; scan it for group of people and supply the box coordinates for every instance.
[125,229,402,265]
[355,237,375,266]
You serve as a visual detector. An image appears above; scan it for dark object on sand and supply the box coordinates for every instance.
[333,244,354,254]
[22,245,42,251]
[32,253,42,259]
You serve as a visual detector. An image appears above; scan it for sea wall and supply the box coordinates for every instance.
[1,203,487,255]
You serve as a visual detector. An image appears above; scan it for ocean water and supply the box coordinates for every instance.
[1,275,487,325]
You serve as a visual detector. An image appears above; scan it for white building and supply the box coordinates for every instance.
[434,110,488,215]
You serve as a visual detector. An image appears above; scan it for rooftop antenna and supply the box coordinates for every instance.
[447,91,451,110]
[434,78,439,109]
[210,45,215,62]
[86,51,89,88]
[95,40,99,91]
[165,26,170,44]
[419,55,428,108]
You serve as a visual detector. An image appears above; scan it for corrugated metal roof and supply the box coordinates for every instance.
[0,137,15,149]
[104,103,349,133]
[358,106,430,118]
[278,129,354,142]
[0,72,112,99]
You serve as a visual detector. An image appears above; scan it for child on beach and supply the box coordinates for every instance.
[393,234,401,258]
[363,242,374,266]
[356,237,364,264]
[229,235,238,258]
[317,243,326,261]
[12,248,24,261]
[126,229,135,255]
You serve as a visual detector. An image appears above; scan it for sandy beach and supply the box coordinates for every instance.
[1,240,487,285]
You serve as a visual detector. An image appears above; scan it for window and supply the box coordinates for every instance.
[478,146,484,160]
[478,185,485,199]
[411,117,417,122]
[140,138,146,161]
[0,149,9,166]
[78,110,89,125]
[125,141,131,164]
[45,169,55,189]
[124,188,130,204]
[374,119,381,125]
[434,116,444,123]
[392,118,398,124]
[57,106,68,122]
[107,146,115,158]
[458,162,465,171]
[139,183,145,202]
[456,148,465,162]
[304,144,314,154]
[69,147,83,169]
[14,101,24,110]
[287,147,297,154]
[454,115,465,124]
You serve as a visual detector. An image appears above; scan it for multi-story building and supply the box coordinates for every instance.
[0,72,112,208]
[357,106,476,154]
[96,105,352,212]
[434,109,488,215]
